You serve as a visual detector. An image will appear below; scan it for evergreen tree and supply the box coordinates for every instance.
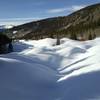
[70,33,77,40]
[56,34,60,45]
[92,33,96,39]
[88,33,93,40]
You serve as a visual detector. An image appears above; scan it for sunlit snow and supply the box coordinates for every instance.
[0,38,100,100]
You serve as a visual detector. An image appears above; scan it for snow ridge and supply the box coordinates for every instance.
[0,38,100,100]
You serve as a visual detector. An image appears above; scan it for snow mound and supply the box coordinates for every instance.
[0,38,100,100]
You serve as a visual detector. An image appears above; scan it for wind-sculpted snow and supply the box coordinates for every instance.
[0,38,100,100]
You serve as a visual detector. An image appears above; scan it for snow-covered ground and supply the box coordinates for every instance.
[0,38,100,100]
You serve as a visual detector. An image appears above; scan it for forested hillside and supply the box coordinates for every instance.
[10,3,100,40]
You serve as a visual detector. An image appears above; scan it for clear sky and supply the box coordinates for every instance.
[0,0,100,25]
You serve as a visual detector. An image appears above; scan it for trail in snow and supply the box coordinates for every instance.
[0,38,100,100]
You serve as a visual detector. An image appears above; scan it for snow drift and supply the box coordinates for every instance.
[0,38,100,100]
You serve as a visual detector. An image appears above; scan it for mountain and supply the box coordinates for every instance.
[10,3,100,40]
[0,25,14,30]
[0,25,14,33]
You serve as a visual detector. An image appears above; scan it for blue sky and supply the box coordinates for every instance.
[0,0,100,25]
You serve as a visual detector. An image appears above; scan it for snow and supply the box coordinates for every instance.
[0,38,100,100]
[0,25,14,29]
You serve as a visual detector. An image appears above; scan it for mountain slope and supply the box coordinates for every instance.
[10,3,100,40]
[0,25,14,32]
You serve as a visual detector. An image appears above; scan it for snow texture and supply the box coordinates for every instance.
[0,38,100,100]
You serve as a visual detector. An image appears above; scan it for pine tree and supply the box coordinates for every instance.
[88,33,93,40]
[70,33,77,40]
[92,33,96,39]
[56,34,60,45]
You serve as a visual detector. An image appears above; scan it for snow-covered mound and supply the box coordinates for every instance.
[0,38,100,100]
